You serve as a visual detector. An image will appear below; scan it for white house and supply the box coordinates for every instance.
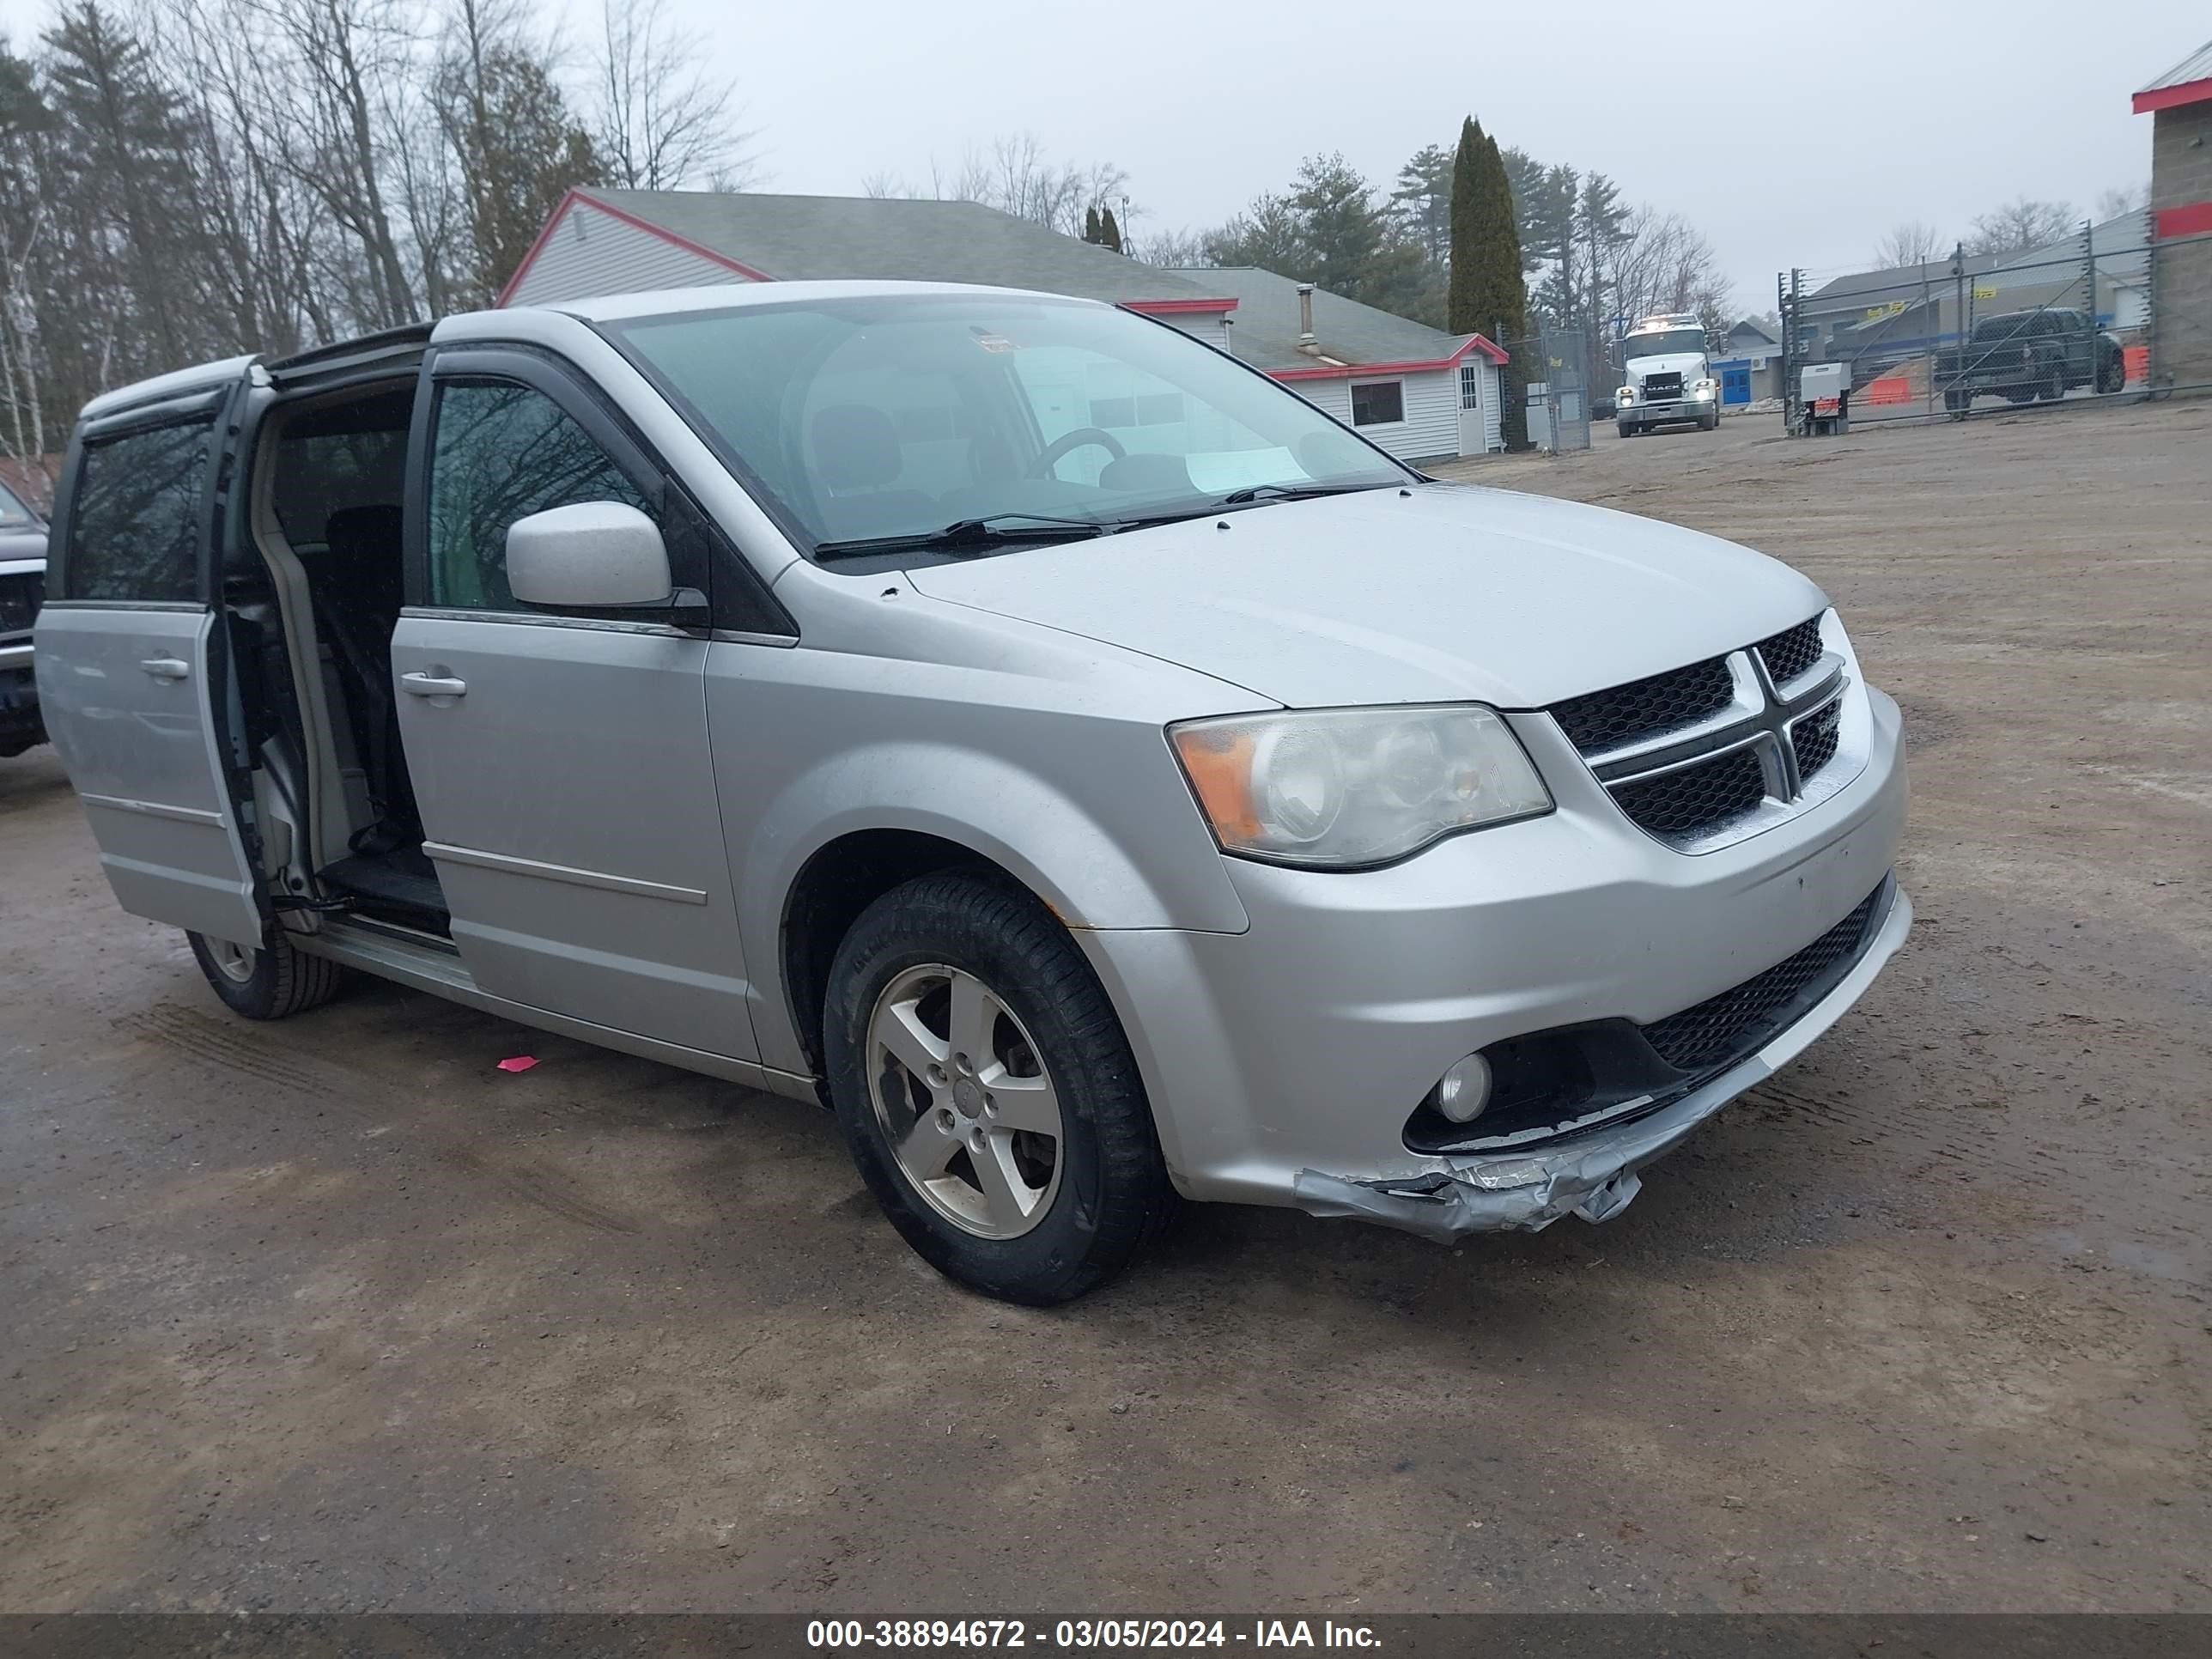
[501,188,1507,465]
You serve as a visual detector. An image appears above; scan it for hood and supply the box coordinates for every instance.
[904,484,1826,709]
[1624,351,1707,380]
[0,526,46,568]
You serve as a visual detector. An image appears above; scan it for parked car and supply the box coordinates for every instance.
[1936,307,2125,410]
[0,477,49,758]
[35,283,1911,1304]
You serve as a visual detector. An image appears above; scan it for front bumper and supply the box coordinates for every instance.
[1622,398,1711,423]
[1079,684,1910,1235]
[1292,879,1909,1240]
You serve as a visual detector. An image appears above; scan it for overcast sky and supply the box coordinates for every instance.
[599,0,2198,308]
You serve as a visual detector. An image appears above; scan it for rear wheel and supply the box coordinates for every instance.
[187,926,348,1020]
[823,872,1177,1304]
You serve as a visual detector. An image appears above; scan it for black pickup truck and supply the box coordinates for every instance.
[1936,307,2124,410]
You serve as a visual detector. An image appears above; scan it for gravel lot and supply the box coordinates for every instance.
[3,401,2209,1613]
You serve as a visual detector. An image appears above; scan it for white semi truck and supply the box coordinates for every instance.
[1614,313,1720,438]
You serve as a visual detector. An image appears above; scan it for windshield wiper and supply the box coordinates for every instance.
[1216,481,1394,507]
[813,513,1115,561]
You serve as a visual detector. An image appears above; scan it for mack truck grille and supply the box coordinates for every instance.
[1642,372,1684,401]
[1547,615,1852,851]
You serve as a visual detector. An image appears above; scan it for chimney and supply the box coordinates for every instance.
[1297,282,1321,355]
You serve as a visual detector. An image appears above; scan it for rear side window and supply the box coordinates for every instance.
[427,380,651,611]
[64,420,216,602]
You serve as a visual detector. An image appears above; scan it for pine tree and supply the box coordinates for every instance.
[1084,204,1101,245]
[1449,117,1528,447]
[1099,206,1122,253]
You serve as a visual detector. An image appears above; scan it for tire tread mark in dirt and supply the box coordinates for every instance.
[119,1003,643,1236]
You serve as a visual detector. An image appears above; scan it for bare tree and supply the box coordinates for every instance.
[590,0,755,191]
[1964,197,2077,258]
[866,131,1128,239]
[1600,207,1733,331]
[2094,182,2148,222]
[240,0,425,329]
[1873,220,1944,270]
[1129,225,1206,267]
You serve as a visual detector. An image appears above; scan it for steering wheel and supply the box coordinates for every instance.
[1030,427,1127,477]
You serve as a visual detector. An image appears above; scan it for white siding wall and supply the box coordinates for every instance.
[1163,313,1232,353]
[1289,378,1354,427]
[505,200,752,306]
[1279,368,1463,462]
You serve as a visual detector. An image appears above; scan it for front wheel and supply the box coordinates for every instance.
[1617,422,1635,439]
[1699,407,1720,431]
[187,926,348,1020]
[823,872,1177,1304]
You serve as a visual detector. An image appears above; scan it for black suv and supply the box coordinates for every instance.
[0,478,49,757]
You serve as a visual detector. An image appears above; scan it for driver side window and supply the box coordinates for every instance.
[427,380,653,611]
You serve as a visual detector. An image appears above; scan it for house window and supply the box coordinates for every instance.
[1351,380,1405,426]
[1458,365,1483,410]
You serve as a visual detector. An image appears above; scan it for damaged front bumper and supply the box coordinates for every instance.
[1291,882,1913,1243]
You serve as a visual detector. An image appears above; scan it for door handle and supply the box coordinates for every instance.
[399,671,468,699]
[139,657,191,680]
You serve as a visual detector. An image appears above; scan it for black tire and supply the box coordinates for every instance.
[2097,351,2123,394]
[186,925,348,1020]
[823,871,1177,1304]
[1617,422,1635,439]
[2040,370,2062,402]
[1699,407,1719,431]
[1943,388,1965,413]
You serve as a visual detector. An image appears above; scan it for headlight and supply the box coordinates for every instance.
[1617,386,1636,404]
[1692,379,1717,400]
[1170,706,1552,868]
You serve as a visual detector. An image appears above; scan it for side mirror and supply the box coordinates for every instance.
[507,501,695,614]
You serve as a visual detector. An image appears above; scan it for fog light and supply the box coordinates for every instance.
[1432,1053,1492,1123]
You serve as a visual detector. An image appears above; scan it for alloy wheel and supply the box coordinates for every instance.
[206,937,257,984]
[866,963,1065,1239]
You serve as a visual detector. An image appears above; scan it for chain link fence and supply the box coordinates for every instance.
[1775,216,2212,431]
[1503,327,1592,453]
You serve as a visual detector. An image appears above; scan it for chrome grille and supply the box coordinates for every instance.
[1641,882,1887,1072]
[1547,614,1851,853]
[1757,617,1825,685]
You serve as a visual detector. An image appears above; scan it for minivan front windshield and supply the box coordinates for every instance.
[601,293,1409,560]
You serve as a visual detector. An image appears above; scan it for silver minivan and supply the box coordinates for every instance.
[35,283,1910,1304]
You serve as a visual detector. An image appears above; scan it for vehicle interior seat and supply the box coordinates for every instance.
[300,502,444,921]
[810,404,937,538]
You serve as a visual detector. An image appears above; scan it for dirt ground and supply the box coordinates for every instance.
[3,401,2209,1615]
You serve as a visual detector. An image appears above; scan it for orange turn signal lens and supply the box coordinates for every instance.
[1170,726,1261,844]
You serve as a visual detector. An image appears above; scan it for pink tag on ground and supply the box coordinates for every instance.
[495,1056,538,1073]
